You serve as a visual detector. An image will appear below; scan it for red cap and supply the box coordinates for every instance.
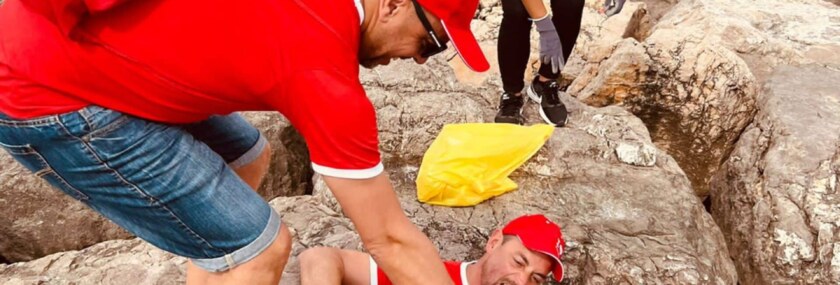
[416,0,490,72]
[502,214,566,281]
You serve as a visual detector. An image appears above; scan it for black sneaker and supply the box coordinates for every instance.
[526,77,569,127]
[494,92,525,125]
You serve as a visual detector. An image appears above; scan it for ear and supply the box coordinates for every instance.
[485,230,504,253]
[378,0,412,22]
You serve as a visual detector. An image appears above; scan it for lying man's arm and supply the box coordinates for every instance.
[299,247,372,285]
[324,173,454,285]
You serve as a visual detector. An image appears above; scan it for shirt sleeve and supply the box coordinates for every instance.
[276,69,383,179]
[370,256,393,285]
[19,0,137,35]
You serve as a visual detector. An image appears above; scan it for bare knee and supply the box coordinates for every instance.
[231,224,291,273]
[300,247,334,267]
[299,246,345,283]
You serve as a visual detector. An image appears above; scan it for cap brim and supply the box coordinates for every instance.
[441,20,489,72]
[535,249,564,281]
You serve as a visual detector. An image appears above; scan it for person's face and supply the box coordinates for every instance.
[359,0,449,68]
[480,233,553,285]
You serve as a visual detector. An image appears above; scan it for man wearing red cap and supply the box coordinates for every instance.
[0,0,490,284]
[300,214,567,284]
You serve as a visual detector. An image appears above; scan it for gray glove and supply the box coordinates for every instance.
[534,15,565,74]
[603,0,627,17]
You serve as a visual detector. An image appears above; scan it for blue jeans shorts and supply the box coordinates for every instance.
[0,106,281,272]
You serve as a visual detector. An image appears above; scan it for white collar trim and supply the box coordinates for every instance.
[460,261,476,285]
[354,0,364,25]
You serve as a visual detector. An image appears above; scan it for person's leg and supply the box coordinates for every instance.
[0,107,289,285]
[178,113,286,284]
[300,247,377,285]
[299,247,346,285]
[232,144,271,190]
[193,224,291,284]
[180,113,273,190]
[498,0,533,94]
[495,0,533,124]
[536,0,586,80]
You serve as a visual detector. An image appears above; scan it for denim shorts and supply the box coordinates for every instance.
[0,106,281,272]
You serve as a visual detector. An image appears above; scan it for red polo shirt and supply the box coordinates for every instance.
[371,259,472,285]
[0,0,383,178]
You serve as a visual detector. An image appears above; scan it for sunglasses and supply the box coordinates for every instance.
[412,0,448,58]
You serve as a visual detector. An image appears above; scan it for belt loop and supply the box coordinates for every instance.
[77,106,94,131]
[224,254,236,269]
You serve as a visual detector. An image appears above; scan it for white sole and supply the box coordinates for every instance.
[530,85,569,127]
[526,85,542,103]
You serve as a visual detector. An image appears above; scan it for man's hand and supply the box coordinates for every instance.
[323,173,454,285]
[599,0,627,17]
[534,16,565,74]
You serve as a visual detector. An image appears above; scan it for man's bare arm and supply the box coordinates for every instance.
[324,173,454,285]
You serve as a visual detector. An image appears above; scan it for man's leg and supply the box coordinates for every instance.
[232,142,272,190]
[187,144,282,284]
[187,224,291,285]
[0,107,291,285]
[300,247,374,285]
[300,247,346,285]
[179,114,289,284]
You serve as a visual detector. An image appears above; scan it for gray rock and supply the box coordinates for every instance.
[0,239,185,285]
[567,0,839,198]
[567,0,761,197]
[0,91,738,284]
[615,142,658,167]
[0,153,133,263]
[241,112,313,197]
[710,65,840,284]
[308,91,738,283]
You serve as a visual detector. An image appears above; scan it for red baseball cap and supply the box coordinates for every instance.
[416,0,490,72]
[502,214,566,281]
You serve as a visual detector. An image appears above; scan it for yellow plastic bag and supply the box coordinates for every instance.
[416,123,554,206]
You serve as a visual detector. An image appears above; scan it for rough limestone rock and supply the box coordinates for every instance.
[0,153,133,263]
[563,0,762,197]
[0,112,305,263]
[710,65,840,284]
[361,100,737,284]
[241,112,313,197]
[0,239,185,285]
[0,89,738,284]
[566,0,840,197]
[308,76,737,283]
[0,99,737,284]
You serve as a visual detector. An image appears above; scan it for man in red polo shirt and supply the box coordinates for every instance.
[0,0,490,284]
[299,214,567,285]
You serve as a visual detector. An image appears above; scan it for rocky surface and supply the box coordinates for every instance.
[564,0,759,197]
[0,239,185,285]
[3,0,839,283]
[710,65,840,284]
[0,112,306,263]
[1,81,738,283]
[562,0,839,197]
[0,153,133,263]
[241,112,313,197]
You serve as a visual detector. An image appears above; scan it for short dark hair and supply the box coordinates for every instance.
[502,235,517,244]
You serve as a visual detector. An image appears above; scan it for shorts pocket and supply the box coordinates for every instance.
[0,142,91,201]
